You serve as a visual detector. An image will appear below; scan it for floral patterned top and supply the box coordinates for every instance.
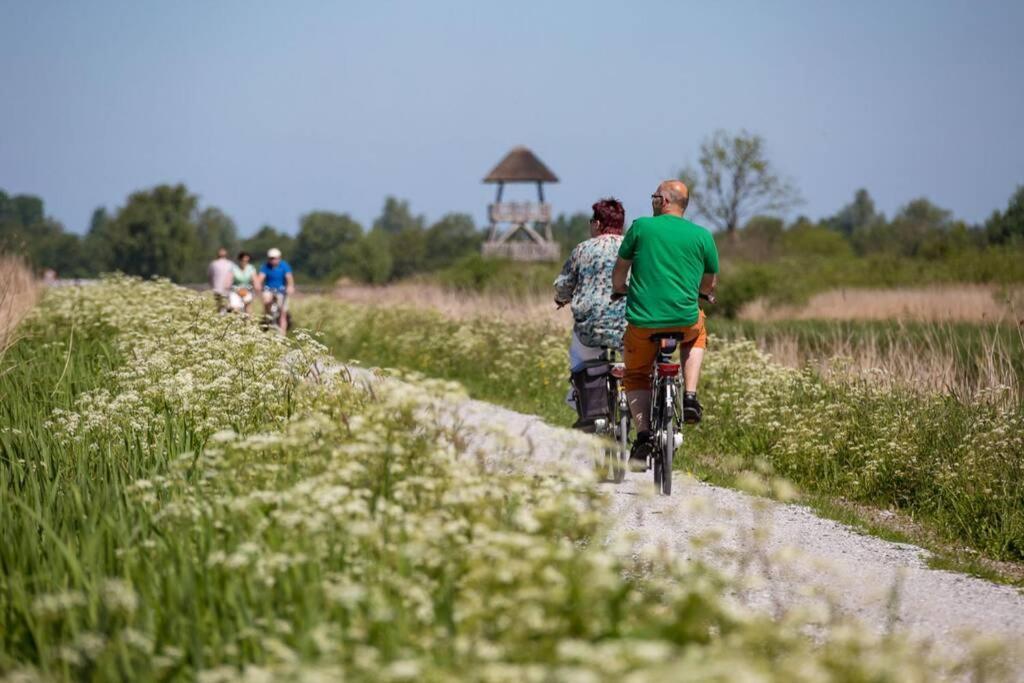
[553,234,627,349]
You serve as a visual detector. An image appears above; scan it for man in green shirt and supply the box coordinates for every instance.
[611,180,719,469]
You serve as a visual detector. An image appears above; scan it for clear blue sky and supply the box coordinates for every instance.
[2,1,1022,236]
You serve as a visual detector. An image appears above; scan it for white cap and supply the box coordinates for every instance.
[267,248,282,259]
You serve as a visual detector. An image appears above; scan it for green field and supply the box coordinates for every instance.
[1,278,955,680]
[297,298,1024,567]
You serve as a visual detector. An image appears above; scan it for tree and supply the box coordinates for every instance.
[373,197,425,235]
[293,211,363,280]
[372,197,428,280]
[82,207,112,272]
[826,189,883,237]
[0,189,88,276]
[104,184,200,281]
[343,230,393,284]
[681,130,801,239]
[242,225,295,262]
[985,186,1024,245]
[195,207,239,258]
[550,213,590,253]
[425,213,480,271]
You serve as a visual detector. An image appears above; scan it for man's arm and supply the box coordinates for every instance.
[699,273,717,297]
[611,257,631,297]
[254,271,264,293]
[285,271,295,295]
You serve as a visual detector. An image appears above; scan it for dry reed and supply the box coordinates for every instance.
[740,285,1024,324]
[0,254,38,354]
[328,281,572,329]
[744,323,1024,404]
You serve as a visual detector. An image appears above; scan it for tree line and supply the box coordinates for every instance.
[2,129,1021,283]
[0,186,599,283]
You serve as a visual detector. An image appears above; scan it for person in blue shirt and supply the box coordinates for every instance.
[255,247,295,334]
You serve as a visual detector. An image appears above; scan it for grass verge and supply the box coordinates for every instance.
[297,297,1024,581]
[4,277,962,680]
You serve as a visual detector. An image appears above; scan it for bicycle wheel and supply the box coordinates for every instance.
[614,412,629,482]
[661,418,673,495]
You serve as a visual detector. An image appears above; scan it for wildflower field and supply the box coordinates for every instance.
[297,297,1024,566]
[1,278,958,680]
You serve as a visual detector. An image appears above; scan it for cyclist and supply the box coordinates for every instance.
[229,251,257,314]
[611,180,719,470]
[554,198,628,429]
[255,247,295,334]
[207,247,234,312]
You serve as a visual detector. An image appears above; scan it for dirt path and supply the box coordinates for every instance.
[446,389,1024,669]
[342,366,1024,672]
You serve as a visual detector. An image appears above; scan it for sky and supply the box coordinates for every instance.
[2,1,1023,236]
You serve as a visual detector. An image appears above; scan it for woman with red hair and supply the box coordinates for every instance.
[554,198,628,429]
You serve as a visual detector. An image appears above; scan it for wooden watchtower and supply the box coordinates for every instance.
[482,146,560,261]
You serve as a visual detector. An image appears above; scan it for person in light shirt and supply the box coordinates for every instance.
[207,247,234,312]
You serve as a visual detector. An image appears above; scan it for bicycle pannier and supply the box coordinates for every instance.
[570,359,612,424]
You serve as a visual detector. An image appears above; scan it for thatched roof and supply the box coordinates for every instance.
[483,146,559,183]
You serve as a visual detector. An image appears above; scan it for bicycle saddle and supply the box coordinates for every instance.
[648,332,689,342]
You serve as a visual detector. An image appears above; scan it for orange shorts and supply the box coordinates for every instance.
[622,311,707,392]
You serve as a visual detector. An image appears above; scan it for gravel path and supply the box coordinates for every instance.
[342,365,1024,672]
[446,389,1024,670]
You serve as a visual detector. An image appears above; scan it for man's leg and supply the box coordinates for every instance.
[278,294,289,334]
[681,347,704,393]
[622,324,659,468]
[681,312,708,423]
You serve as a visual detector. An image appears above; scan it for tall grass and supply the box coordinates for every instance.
[714,318,1024,404]
[739,284,1023,324]
[0,254,38,355]
[297,297,1024,564]
[2,278,950,680]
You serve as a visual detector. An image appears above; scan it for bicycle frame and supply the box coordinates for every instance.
[649,336,683,495]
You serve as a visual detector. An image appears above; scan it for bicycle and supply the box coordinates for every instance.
[586,348,631,483]
[611,291,714,495]
[261,289,292,334]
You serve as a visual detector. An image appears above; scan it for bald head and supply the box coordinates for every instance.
[652,180,689,216]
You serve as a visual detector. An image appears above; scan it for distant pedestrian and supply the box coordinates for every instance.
[207,247,234,312]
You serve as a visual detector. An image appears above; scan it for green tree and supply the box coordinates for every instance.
[681,130,801,239]
[550,213,590,253]
[241,225,295,263]
[293,211,363,280]
[425,213,480,270]
[0,189,88,276]
[83,207,113,272]
[343,230,393,284]
[196,207,239,258]
[104,184,200,281]
[826,189,883,237]
[985,186,1024,245]
[373,197,425,235]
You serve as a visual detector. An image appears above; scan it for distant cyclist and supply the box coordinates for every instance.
[255,247,294,334]
[554,198,628,428]
[229,251,257,315]
[207,247,234,312]
[611,180,719,470]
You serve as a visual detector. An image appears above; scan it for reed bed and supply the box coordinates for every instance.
[739,284,1023,324]
[0,254,38,354]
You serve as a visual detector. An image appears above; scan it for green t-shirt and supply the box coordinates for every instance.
[617,214,719,328]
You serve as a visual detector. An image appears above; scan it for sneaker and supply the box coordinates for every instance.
[682,392,702,424]
[629,432,654,471]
